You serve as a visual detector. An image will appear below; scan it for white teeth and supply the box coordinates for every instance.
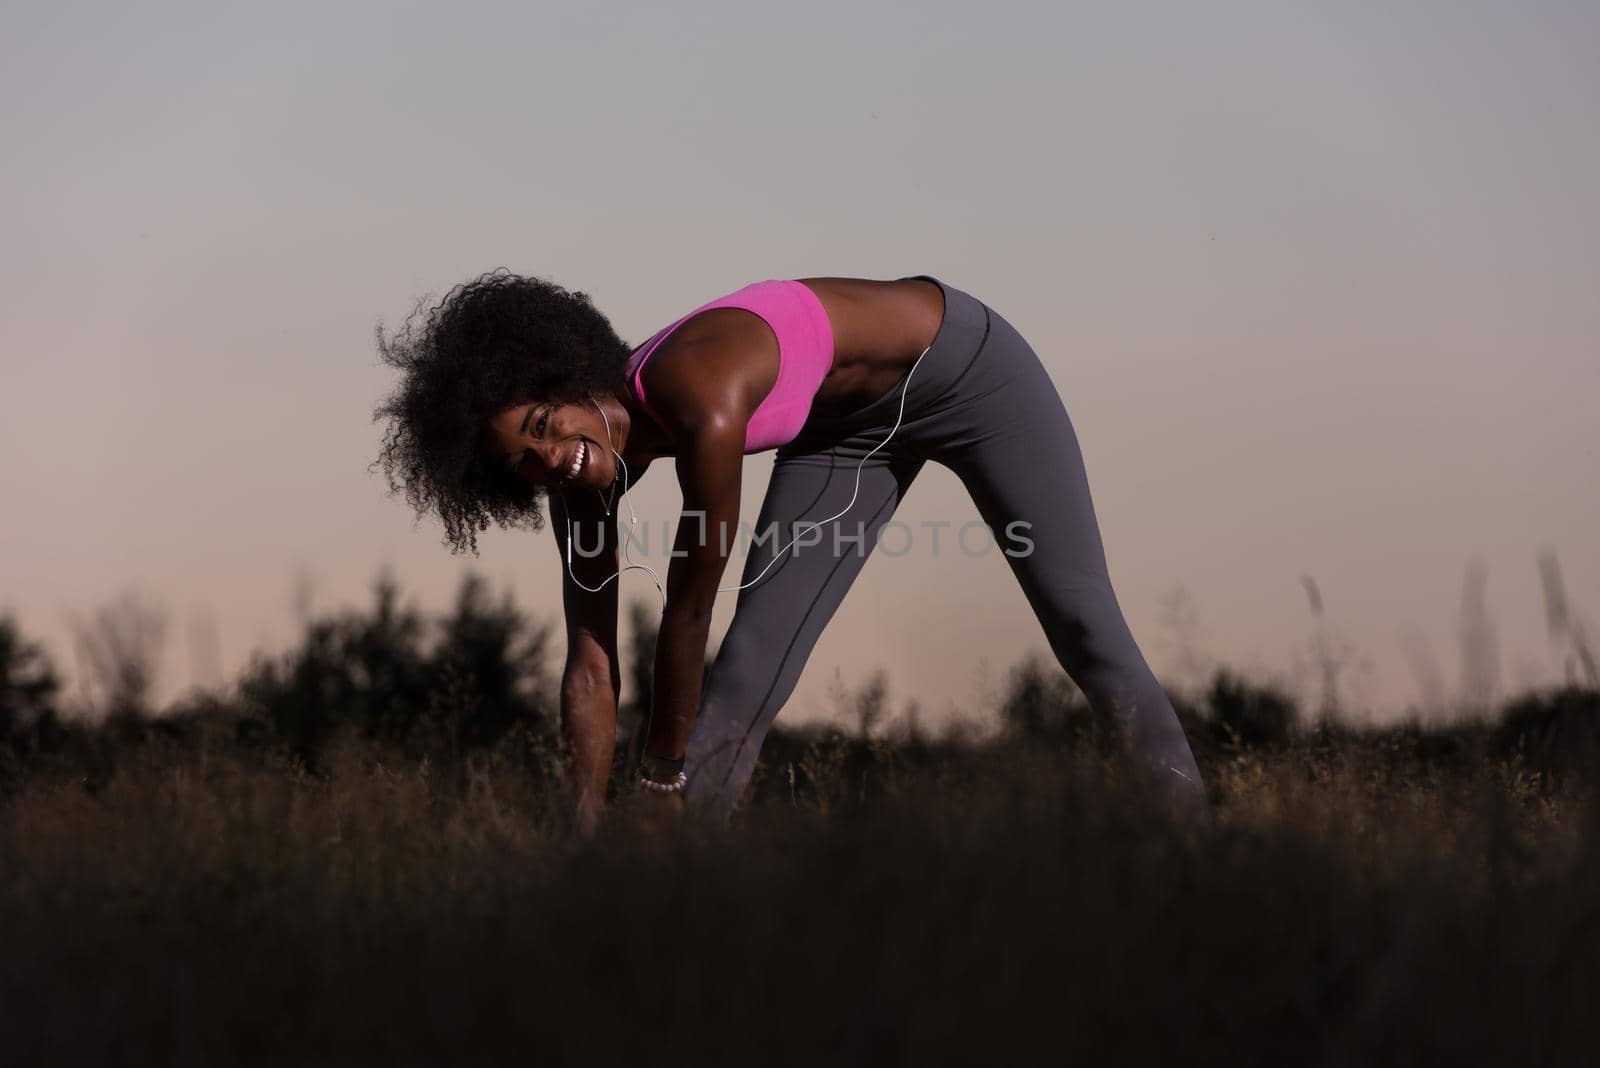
[567,441,586,480]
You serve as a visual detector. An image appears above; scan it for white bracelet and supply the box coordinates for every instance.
[636,770,687,794]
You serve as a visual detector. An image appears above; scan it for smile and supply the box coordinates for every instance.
[566,440,588,481]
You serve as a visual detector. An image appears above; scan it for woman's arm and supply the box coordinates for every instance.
[643,415,746,767]
[549,479,637,831]
[635,331,761,775]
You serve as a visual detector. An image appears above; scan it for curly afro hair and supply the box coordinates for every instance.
[372,269,635,555]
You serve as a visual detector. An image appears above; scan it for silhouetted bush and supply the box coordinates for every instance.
[1,614,58,730]
[1207,667,1298,749]
[431,573,557,749]
[1495,684,1600,780]
[238,571,556,768]
[1353,720,1484,774]
[0,614,63,792]
[998,652,1100,744]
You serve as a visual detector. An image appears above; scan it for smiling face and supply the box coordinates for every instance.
[483,396,618,492]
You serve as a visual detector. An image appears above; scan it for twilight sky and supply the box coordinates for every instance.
[3,0,1596,728]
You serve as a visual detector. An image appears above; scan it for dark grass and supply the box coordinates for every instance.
[4,694,1600,1067]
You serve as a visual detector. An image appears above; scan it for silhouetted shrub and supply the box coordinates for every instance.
[998,652,1099,744]
[1,614,63,792]
[1,613,59,746]
[1207,667,1298,749]
[1495,684,1600,780]
[238,572,555,768]
[431,573,556,749]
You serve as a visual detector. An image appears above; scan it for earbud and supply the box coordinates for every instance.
[562,344,933,608]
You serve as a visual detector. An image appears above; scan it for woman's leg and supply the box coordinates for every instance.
[684,444,925,815]
[927,306,1208,809]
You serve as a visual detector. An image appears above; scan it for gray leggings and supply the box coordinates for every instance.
[683,275,1205,813]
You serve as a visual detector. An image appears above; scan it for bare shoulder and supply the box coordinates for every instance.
[639,307,773,436]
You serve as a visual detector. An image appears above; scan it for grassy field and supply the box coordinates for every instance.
[3,677,1599,1067]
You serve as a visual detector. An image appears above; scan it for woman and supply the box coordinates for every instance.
[374,269,1207,830]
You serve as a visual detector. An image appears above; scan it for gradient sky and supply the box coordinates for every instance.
[4,0,1597,729]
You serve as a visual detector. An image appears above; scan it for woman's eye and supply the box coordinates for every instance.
[537,411,550,436]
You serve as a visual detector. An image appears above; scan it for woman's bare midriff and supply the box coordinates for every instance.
[796,277,945,420]
[620,276,947,463]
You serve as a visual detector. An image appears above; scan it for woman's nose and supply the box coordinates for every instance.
[539,443,569,483]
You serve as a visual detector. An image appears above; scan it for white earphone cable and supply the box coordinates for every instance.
[562,343,933,608]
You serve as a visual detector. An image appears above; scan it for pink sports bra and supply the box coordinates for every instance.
[624,279,835,453]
